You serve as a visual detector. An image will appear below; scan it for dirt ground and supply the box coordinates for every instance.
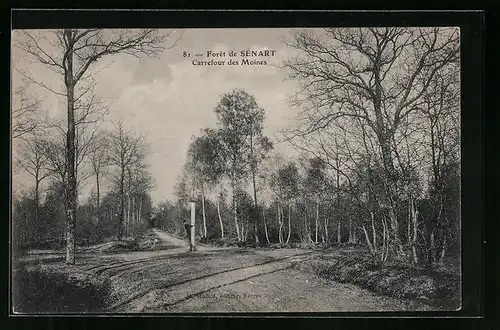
[17,229,432,313]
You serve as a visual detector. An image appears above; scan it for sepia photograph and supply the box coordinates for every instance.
[11,26,461,314]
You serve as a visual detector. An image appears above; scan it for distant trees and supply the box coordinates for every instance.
[185,130,225,238]
[270,162,299,244]
[173,89,274,245]
[87,131,109,236]
[14,136,52,241]
[13,121,154,251]
[303,157,328,243]
[108,120,149,241]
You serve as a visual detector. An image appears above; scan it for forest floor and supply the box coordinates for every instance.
[13,229,453,313]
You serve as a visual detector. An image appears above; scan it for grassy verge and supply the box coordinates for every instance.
[99,230,176,253]
[12,263,112,313]
[294,251,461,310]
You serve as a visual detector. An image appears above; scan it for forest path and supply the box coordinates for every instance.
[16,229,432,312]
[151,228,214,251]
[103,229,430,313]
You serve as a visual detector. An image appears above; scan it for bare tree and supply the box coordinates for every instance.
[14,28,177,263]
[15,135,52,236]
[87,130,110,239]
[12,86,42,140]
[43,116,100,196]
[124,161,153,236]
[420,66,460,266]
[108,120,147,240]
[42,133,67,192]
[283,27,459,259]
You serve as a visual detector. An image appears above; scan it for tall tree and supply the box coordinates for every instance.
[14,28,176,264]
[185,129,225,238]
[270,162,300,244]
[87,130,110,240]
[124,161,153,236]
[303,157,328,243]
[108,120,147,240]
[420,66,460,266]
[248,126,273,245]
[214,89,271,243]
[173,171,190,235]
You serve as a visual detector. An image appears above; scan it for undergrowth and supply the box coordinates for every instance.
[294,252,461,310]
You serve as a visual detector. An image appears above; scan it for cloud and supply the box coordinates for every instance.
[131,58,173,85]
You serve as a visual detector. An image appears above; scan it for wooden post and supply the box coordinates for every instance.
[190,199,196,251]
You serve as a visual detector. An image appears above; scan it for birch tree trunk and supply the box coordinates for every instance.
[250,130,259,245]
[315,196,319,243]
[217,200,224,239]
[324,217,329,244]
[278,203,283,244]
[370,211,376,251]
[65,66,76,264]
[201,190,207,238]
[263,208,270,244]
[286,204,292,244]
[362,225,375,256]
[304,198,312,243]
[232,176,241,241]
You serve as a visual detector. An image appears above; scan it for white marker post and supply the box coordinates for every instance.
[189,199,196,251]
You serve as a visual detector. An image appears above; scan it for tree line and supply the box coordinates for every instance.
[13,118,153,251]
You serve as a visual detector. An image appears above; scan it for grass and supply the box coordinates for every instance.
[100,230,176,253]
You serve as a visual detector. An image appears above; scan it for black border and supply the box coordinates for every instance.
[6,8,487,330]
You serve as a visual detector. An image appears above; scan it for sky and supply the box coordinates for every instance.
[11,28,311,204]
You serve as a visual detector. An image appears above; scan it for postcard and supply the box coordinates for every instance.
[11,26,461,314]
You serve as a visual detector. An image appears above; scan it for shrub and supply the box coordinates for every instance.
[295,253,460,309]
[12,264,112,313]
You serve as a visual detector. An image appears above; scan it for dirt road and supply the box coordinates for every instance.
[19,229,432,312]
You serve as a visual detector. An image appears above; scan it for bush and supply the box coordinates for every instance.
[12,264,111,313]
[295,253,460,309]
[101,238,140,253]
